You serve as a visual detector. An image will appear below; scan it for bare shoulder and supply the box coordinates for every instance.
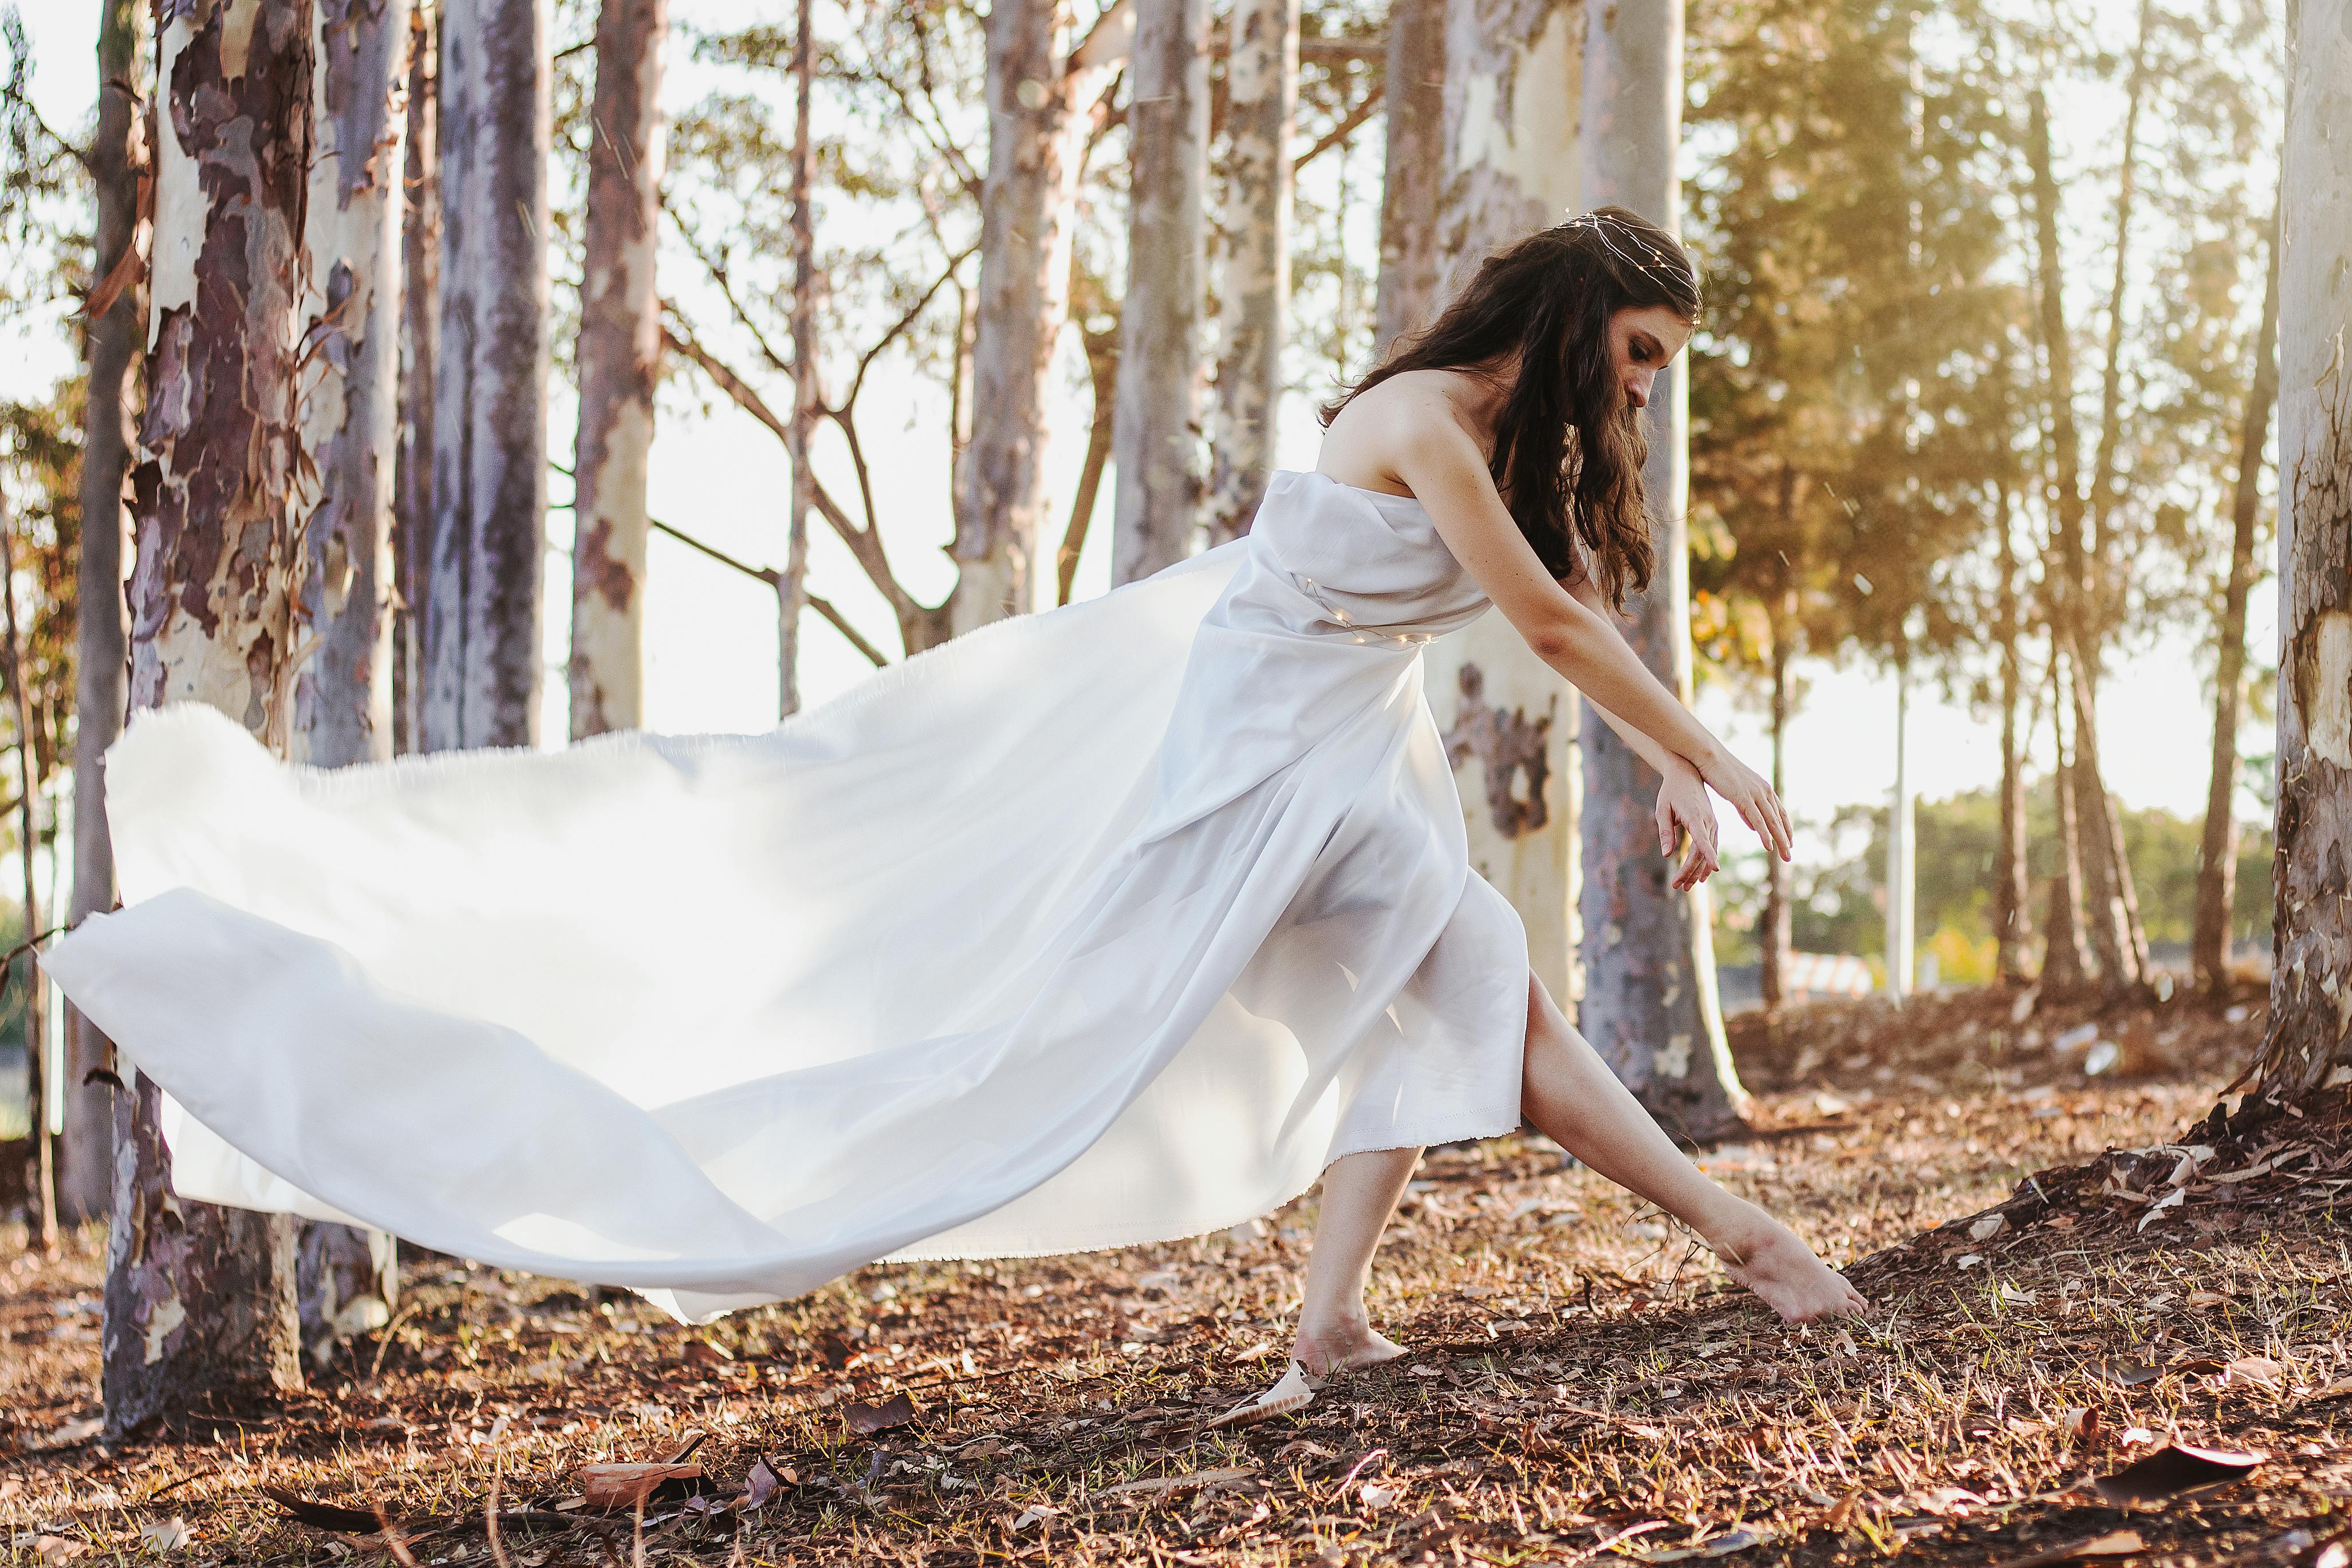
[1317,370,1489,496]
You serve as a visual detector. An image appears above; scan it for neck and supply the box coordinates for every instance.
[1456,356,1516,448]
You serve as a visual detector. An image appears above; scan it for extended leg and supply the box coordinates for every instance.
[1519,971,1863,1322]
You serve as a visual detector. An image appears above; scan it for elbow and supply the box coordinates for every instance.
[1522,618,1586,669]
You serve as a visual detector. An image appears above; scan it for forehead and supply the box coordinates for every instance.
[1614,305,1692,348]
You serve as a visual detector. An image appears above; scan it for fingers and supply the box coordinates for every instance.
[1655,799,1675,857]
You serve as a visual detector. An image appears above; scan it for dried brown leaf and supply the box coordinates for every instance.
[844,1391,917,1436]
[2092,1443,2264,1506]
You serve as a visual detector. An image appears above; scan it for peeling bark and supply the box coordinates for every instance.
[1372,0,1444,354]
[111,0,314,1433]
[391,0,436,755]
[1203,0,1295,545]
[947,0,1129,635]
[1421,0,1585,1014]
[63,0,148,1228]
[1576,0,1745,1139]
[1110,0,1210,585]
[568,0,665,737]
[2195,199,2280,992]
[424,0,548,751]
[2252,0,2352,1098]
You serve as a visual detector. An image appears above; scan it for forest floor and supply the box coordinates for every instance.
[10,976,2352,1567]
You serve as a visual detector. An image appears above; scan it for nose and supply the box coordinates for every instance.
[1625,372,1653,409]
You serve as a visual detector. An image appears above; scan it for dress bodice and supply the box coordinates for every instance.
[1230,470,1493,647]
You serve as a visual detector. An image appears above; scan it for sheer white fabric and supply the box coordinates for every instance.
[45,472,1531,1322]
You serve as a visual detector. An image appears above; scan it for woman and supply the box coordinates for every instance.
[46,207,1860,1416]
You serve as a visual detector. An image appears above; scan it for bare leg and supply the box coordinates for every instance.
[1290,1147,1419,1375]
[1520,971,1862,1321]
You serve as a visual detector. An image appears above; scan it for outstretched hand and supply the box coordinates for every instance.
[1697,748,1793,862]
[1654,765,1720,891]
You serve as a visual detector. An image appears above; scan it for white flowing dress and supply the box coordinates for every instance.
[44,471,1531,1322]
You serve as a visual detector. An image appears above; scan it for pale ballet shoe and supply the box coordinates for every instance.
[1204,1357,1327,1431]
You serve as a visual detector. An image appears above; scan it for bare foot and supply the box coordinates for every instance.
[1291,1317,1407,1378]
[1707,1205,1866,1323]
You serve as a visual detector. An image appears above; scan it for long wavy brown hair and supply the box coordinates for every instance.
[1321,207,1700,609]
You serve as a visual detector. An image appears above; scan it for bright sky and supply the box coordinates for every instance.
[0,0,2276,837]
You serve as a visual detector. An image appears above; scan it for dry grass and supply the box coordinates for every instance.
[7,982,2351,1566]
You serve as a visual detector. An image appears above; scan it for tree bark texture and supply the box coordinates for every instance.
[1995,488,2035,984]
[2043,652,2093,994]
[2194,200,2280,992]
[1203,0,1295,546]
[62,0,148,1228]
[1576,0,1745,1138]
[1111,0,1210,585]
[2251,0,2352,1098]
[297,0,409,767]
[2026,91,2143,992]
[2,487,57,1252]
[291,0,411,1358]
[568,0,665,738]
[392,0,436,756]
[778,0,813,718]
[1372,0,1445,355]
[1423,0,1585,1012]
[948,0,1129,634]
[110,0,315,1433]
[424,0,549,751]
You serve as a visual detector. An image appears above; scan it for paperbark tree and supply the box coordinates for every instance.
[1110,0,1210,584]
[778,0,812,716]
[2249,0,2352,1099]
[1,486,56,1252]
[392,0,437,755]
[2024,90,2142,992]
[947,0,1130,633]
[1372,0,1444,354]
[1577,0,1745,1140]
[1760,584,1792,1016]
[2042,652,2093,994]
[2193,198,2280,993]
[425,0,549,751]
[291,0,411,1362]
[1420,0,1585,1015]
[1994,487,2035,984]
[1203,0,1296,545]
[568,0,666,737]
[108,0,313,1433]
[62,0,146,1228]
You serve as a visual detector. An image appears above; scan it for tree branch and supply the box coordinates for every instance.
[649,518,889,667]
[1294,80,1383,173]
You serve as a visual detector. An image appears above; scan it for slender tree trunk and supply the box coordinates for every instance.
[1059,301,1120,605]
[392,0,438,757]
[778,0,814,718]
[108,0,313,1433]
[61,0,146,1228]
[1994,487,2034,984]
[2195,196,2281,994]
[1112,0,1211,584]
[1578,0,1743,1138]
[424,0,550,751]
[948,0,1130,634]
[2026,90,2141,991]
[1421,0,1584,1015]
[291,0,411,1363]
[1203,0,1296,546]
[1760,590,1792,1019]
[2251,0,2352,1099]
[1372,0,1445,355]
[568,0,666,738]
[1,488,56,1254]
[2043,648,2093,995]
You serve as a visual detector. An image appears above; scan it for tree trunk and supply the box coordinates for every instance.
[2042,649,2093,995]
[1422,0,1585,1017]
[2194,196,2280,994]
[2249,0,2352,1100]
[1203,0,1295,546]
[778,0,813,718]
[948,0,1129,634]
[1994,487,2035,984]
[424,0,549,751]
[1058,280,1120,606]
[1760,592,1791,1018]
[1372,0,1444,355]
[109,0,313,1433]
[2025,89,2141,991]
[1,488,56,1254]
[291,0,412,1363]
[392,0,438,757]
[568,0,666,738]
[1577,0,1744,1139]
[61,0,147,1229]
[1111,0,1210,585]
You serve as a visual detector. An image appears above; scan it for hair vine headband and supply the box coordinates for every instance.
[1562,208,1691,291]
